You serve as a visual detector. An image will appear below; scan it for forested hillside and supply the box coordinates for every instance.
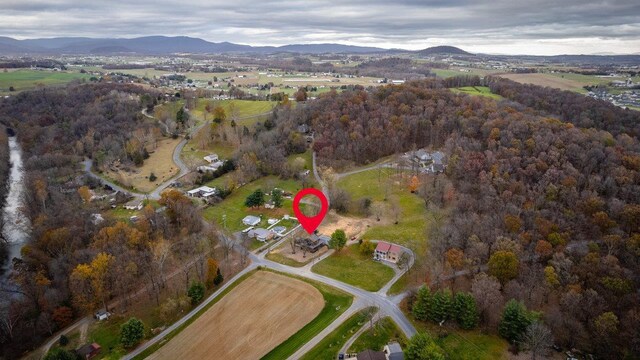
[0,84,211,358]
[286,79,640,357]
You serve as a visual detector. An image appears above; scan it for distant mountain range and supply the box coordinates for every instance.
[0,36,638,64]
[0,36,468,55]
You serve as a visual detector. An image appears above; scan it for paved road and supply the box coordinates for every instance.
[125,236,418,360]
[312,151,329,206]
[334,161,392,180]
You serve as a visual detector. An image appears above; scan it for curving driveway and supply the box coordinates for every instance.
[84,106,274,200]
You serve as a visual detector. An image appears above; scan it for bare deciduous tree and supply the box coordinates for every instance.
[521,322,553,360]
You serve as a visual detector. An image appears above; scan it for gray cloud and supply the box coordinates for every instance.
[0,0,638,54]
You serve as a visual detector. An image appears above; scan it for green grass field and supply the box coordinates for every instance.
[176,99,276,164]
[411,319,509,360]
[202,176,304,232]
[261,271,353,360]
[190,99,276,125]
[0,69,92,94]
[337,168,431,247]
[387,272,409,295]
[349,317,407,353]
[451,86,504,100]
[300,308,374,360]
[312,243,395,291]
[430,68,497,79]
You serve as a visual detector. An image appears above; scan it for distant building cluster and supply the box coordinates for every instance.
[587,88,640,110]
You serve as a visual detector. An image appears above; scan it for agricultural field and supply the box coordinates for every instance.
[312,243,395,291]
[261,274,353,360]
[349,317,407,353]
[103,137,181,193]
[451,86,503,100]
[498,72,628,93]
[202,176,304,232]
[0,69,92,94]
[147,271,324,360]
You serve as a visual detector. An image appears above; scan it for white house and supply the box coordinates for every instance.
[249,228,275,242]
[124,199,144,210]
[204,154,219,163]
[198,160,224,173]
[374,241,402,263]
[242,215,261,226]
[187,186,217,198]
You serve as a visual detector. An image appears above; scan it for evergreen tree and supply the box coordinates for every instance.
[188,281,205,305]
[453,292,479,329]
[428,289,453,323]
[120,317,145,348]
[405,332,446,360]
[176,106,189,124]
[213,268,224,286]
[499,299,533,343]
[272,188,283,208]
[412,285,432,321]
[245,189,265,207]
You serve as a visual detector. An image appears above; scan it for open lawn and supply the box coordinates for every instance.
[300,308,375,360]
[103,137,181,193]
[451,86,503,100]
[337,168,431,247]
[202,176,304,232]
[0,69,92,94]
[312,243,395,292]
[261,272,353,360]
[147,271,324,360]
[177,99,276,165]
[191,99,276,124]
[411,319,509,360]
[349,317,407,353]
[431,68,499,79]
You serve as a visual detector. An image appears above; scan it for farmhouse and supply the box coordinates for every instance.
[374,241,402,263]
[187,186,218,198]
[203,154,219,163]
[249,228,275,242]
[242,215,261,226]
[76,343,101,359]
[294,233,330,253]
[124,199,144,210]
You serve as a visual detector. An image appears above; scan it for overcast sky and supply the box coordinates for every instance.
[1,0,639,55]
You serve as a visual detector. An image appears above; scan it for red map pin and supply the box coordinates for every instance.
[292,188,329,234]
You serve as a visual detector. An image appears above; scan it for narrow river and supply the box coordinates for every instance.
[0,136,29,285]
